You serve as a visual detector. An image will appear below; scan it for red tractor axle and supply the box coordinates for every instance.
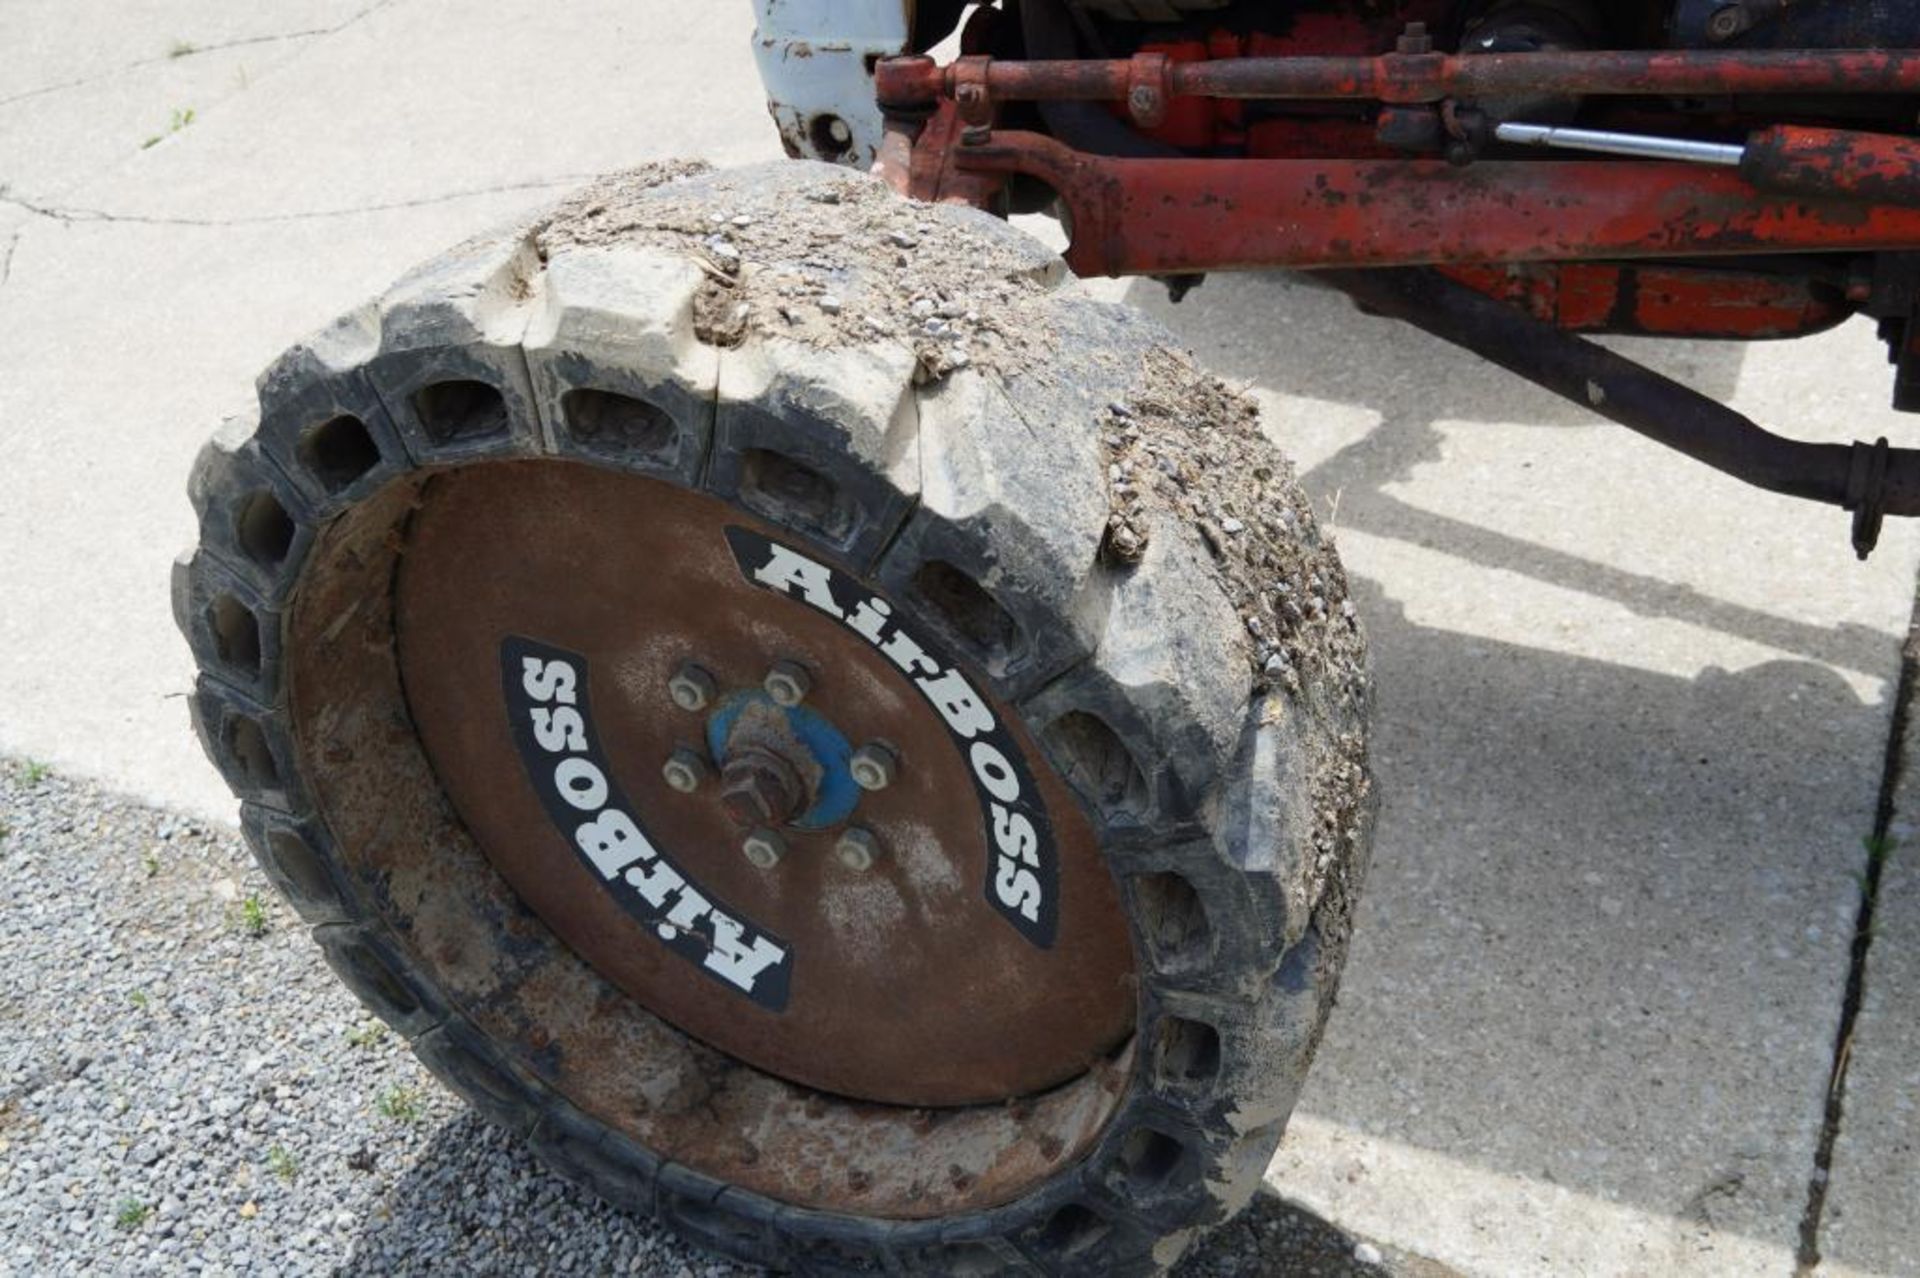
[872,32,1920,557]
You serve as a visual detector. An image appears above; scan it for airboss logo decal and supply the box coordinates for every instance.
[724,527,1059,949]
[502,636,793,1011]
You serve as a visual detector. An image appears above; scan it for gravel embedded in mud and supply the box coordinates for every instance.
[1097,346,1374,958]
[536,164,1064,382]
[1102,346,1367,703]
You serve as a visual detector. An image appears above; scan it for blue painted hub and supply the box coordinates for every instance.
[706,691,860,831]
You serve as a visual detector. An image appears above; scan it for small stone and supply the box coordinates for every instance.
[1221,517,1245,535]
[886,229,917,249]
[909,298,936,320]
[937,299,966,319]
[237,1202,257,1220]
[1354,1241,1384,1266]
[729,214,754,227]
[817,293,843,315]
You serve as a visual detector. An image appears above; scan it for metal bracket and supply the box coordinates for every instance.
[1848,437,1892,559]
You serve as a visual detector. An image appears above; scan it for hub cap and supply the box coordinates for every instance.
[392,462,1136,1107]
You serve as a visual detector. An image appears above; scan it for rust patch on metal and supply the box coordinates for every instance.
[1438,261,1852,340]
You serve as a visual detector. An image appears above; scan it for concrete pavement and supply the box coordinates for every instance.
[0,0,783,818]
[1140,276,1918,1275]
[1,2,1914,1273]
[1819,631,1920,1278]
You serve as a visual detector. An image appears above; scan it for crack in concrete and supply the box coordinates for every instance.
[0,175,598,228]
[1793,589,1917,1273]
[0,228,17,293]
[0,0,408,111]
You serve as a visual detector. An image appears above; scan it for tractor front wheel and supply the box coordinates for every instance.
[176,161,1372,1275]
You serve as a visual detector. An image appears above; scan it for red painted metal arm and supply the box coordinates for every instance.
[946,131,1920,276]
[877,49,1920,113]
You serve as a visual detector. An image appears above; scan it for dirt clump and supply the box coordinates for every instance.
[535,164,1063,383]
[1101,347,1367,704]
[1100,347,1373,940]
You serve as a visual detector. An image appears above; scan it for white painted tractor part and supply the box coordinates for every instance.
[750,0,912,168]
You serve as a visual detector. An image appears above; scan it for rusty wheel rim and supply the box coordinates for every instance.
[389,460,1136,1109]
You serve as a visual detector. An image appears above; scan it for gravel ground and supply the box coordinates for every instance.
[0,756,1430,1277]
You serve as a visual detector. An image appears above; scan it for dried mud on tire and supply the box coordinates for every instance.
[176,160,1374,1276]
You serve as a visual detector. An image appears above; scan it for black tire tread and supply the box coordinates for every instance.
[176,160,1371,1276]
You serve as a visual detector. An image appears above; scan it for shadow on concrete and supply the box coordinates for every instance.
[1309,576,1869,1228]
[1175,1189,1465,1277]
[1127,270,1885,1252]
[1124,272,1893,680]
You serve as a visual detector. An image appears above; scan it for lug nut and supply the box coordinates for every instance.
[668,663,716,712]
[661,749,710,794]
[835,827,883,872]
[764,661,812,707]
[742,828,786,869]
[848,743,898,792]
[720,747,805,828]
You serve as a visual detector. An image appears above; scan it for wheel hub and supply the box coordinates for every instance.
[389,461,1137,1108]
[705,689,859,830]
[718,743,806,828]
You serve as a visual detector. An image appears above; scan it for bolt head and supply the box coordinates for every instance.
[743,828,786,869]
[835,827,881,872]
[661,749,709,794]
[848,743,898,792]
[1707,4,1752,39]
[764,661,812,707]
[719,748,805,828]
[669,664,716,712]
